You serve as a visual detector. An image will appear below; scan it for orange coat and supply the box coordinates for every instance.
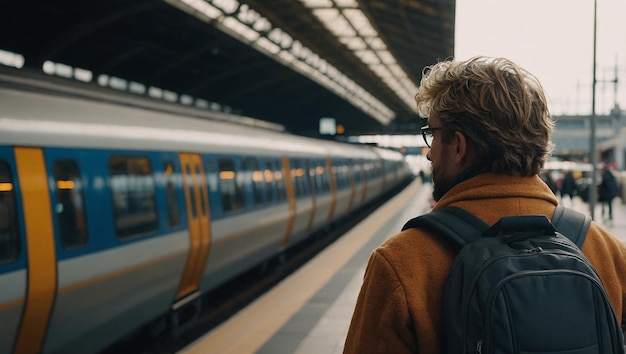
[344,173,626,354]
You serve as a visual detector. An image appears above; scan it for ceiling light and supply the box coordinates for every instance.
[222,17,259,42]
[211,0,239,14]
[342,9,376,37]
[0,49,24,69]
[164,0,223,21]
[387,63,403,77]
[334,0,358,7]
[354,50,380,64]
[255,37,280,54]
[268,28,294,49]
[313,9,356,37]
[339,37,367,50]
[301,0,333,7]
[376,50,395,64]
[278,50,296,64]
[165,0,394,125]
[365,37,386,50]
[301,0,419,111]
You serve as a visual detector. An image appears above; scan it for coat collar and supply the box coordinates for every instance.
[433,172,559,212]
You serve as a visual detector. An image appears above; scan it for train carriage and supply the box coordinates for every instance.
[0,71,412,353]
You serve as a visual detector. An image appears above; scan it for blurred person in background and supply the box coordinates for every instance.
[599,164,619,222]
[560,170,576,205]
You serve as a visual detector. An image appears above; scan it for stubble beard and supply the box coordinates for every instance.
[431,165,453,202]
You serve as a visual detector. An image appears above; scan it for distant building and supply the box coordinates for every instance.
[552,105,624,170]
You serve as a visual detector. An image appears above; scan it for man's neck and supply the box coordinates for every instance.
[450,166,486,190]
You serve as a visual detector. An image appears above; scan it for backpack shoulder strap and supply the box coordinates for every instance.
[551,205,592,248]
[402,205,591,249]
[401,206,489,248]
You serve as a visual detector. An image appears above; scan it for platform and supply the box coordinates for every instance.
[178,179,626,354]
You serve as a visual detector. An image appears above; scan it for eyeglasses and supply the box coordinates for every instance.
[420,125,443,148]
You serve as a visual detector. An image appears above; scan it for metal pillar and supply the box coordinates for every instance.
[589,0,598,219]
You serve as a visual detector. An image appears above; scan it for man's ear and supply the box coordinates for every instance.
[453,131,470,164]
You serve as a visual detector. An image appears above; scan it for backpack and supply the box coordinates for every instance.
[402,206,625,354]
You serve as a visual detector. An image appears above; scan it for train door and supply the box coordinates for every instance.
[8,147,57,354]
[176,153,211,300]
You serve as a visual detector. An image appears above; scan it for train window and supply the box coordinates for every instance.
[218,158,244,212]
[341,163,349,188]
[300,161,310,196]
[243,157,263,206]
[353,160,363,184]
[332,163,339,189]
[54,159,88,250]
[372,162,378,179]
[334,162,349,189]
[206,160,218,194]
[346,160,354,186]
[311,162,321,194]
[310,162,319,193]
[291,159,306,197]
[375,160,383,178]
[366,160,377,179]
[363,162,371,179]
[320,162,330,192]
[343,161,350,187]
[109,156,158,239]
[0,160,19,264]
[264,159,275,203]
[274,160,286,201]
[304,159,314,195]
[164,160,180,227]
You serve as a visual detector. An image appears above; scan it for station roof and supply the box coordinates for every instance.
[0,0,455,137]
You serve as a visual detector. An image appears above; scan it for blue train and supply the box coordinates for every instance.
[0,69,413,353]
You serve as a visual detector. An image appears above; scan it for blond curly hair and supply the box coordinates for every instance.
[415,56,554,176]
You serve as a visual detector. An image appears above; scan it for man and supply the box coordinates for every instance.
[343,57,626,354]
